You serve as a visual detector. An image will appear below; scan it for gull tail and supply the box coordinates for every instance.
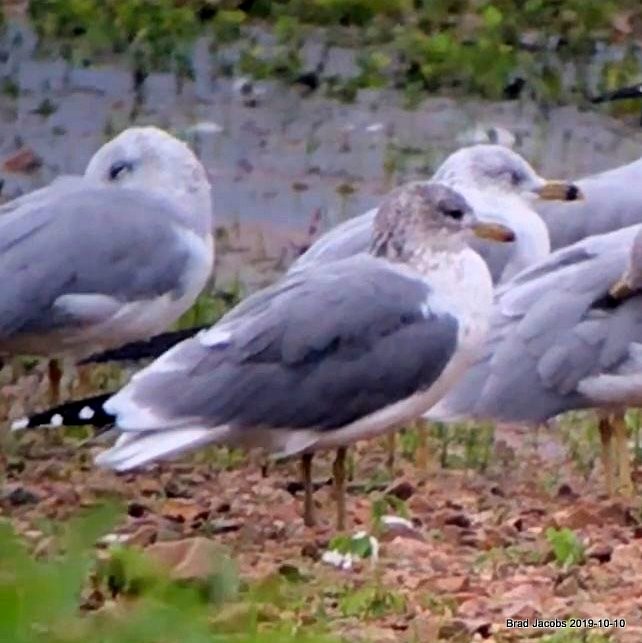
[79,325,207,364]
[95,426,230,471]
[11,393,115,431]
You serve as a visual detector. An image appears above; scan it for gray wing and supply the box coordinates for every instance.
[289,209,376,272]
[106,255,459,434]
[0,186,196,341]
[536,158,642,250]
[0,176,87,217]
[429,225,642,424]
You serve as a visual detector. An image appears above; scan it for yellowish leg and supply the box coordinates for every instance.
[333,447,347,531]
[612,413,634,497]
[385,432,395,474]
[301,453,315,527]
[48,359,63,406]
[598,415,615,496]
[415,419,430,470]
[73,364,93,397]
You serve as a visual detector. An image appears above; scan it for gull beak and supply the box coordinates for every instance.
[608,277,634,301]
[534,181,583,201]
[471,221,515,243]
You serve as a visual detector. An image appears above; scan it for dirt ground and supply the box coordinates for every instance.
[3,413,642,643]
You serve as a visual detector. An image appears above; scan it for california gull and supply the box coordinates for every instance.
[30,182,513,528]
[0,126,213,402]
[428,224,642,494]
[291,144,581,284]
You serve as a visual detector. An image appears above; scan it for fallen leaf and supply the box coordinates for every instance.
[145,537,226,582]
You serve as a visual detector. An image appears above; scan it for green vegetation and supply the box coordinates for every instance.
[0,504,338,643]
[24,0,642,104]
[545,527,585,567]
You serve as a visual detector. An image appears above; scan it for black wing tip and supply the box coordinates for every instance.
[12,393,116,430]
[80,325,207,364]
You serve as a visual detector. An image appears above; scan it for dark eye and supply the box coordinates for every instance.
[444,208,464,220]
[509,170,523,186]
[108,160,133,181]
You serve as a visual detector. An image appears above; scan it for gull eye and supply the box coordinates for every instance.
[509,170,524,186]
[444,208,464,220]
[108,160,134,181]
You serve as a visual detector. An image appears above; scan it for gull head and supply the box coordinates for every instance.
[85,126,212,220]
[371,181,514,261]
[433,144,581,202]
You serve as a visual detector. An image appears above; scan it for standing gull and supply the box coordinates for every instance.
[51,182,513,529]
[292,144,581,284]
[0,126,213,404]
[427,224,642,494]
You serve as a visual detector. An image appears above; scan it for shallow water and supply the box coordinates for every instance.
[2,21,642,289]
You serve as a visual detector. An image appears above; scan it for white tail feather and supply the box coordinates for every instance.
[95,425,231,471]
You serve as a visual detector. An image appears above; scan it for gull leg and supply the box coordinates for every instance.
[73,363,93,397]
[385,433,395,474]
[598,415,615,496]
[48,359,63,406]
[613,413,634,497]
[415,419,430,470]
[301,453,315,527]
[333,447,347,531]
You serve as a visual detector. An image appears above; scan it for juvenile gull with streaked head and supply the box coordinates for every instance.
[88,181,514,529]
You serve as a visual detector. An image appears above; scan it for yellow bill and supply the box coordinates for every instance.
[535,181,583,201]
[472,222,515,243]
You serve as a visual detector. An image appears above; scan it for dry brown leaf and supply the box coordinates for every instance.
[145,537,224,581]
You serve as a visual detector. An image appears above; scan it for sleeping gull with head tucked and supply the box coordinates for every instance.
[0,126,213,402]
[43,181,513,529]
[427,224,642,495]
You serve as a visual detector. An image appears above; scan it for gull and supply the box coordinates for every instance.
[427,224,642,495]
[43,182,513,529]
[292,144,581,285]
[0,126,213,403]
